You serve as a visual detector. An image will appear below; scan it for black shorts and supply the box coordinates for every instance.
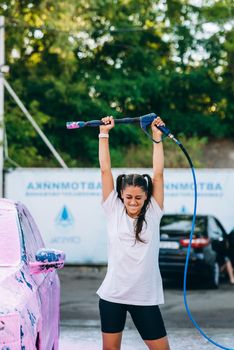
[99,298,167,341]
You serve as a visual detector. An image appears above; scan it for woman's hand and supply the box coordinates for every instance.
[151,116,165,138]
[100,116,115,134]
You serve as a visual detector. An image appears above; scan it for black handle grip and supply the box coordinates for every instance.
[85,117,140,127]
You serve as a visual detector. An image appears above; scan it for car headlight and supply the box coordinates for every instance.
[0,313,20,344]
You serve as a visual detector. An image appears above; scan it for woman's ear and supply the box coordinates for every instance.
[120,190,124,199]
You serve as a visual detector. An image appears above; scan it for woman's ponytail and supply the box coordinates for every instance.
[142,174,153,201]
[116,174,125,199]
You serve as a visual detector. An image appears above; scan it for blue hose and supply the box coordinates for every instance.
[142,118,233,349]
[175,139,234,350]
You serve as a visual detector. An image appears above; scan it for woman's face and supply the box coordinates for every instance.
[121,185,147,218]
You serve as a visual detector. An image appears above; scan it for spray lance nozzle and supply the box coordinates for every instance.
[138,113,176,143]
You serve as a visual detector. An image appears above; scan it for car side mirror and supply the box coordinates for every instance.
[29,248,65,274]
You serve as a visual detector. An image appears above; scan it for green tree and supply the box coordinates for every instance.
[1,0,233,167]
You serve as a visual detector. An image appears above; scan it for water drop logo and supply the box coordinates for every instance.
[180,205,188,213]
[55,205,74,227]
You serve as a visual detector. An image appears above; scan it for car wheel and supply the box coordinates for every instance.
[208,262,220,289]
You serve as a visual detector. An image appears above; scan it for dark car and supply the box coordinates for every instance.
[159,214,227,288]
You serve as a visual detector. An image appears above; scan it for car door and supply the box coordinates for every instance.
[208,216,226,255]
[227,228,234,265]
[18,204,56,349]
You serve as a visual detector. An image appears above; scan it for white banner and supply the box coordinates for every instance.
[4,168,234,264]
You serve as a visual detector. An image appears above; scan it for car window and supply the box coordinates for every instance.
[208,217,224,239]
[0,209,21,266]
[23,207,45,248]
[160,216,206,234]
[18,207,44,262]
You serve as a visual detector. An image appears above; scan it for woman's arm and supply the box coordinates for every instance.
[151,117,165,210]
[99,116,115,201]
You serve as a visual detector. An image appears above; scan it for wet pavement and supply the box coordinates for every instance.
[59,327,234,350]
[58,266,234,350]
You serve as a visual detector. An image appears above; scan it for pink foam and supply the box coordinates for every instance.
[0,207,21,266]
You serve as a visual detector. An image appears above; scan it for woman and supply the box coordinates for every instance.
[97,115,170,350]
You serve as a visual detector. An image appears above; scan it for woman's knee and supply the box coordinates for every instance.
[102,332,122,350]
[103,343,121,350]
[144,335,170,350]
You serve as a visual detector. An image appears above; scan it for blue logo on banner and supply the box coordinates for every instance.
[180,206,188,213]
[55,205,74,227]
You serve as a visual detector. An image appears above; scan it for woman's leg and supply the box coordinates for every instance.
[99,299,127,350]
[144,336,170,350]
[102,332,123,350]
[128,304,170,350]
[220,263,226,273]
[226,260,234,283]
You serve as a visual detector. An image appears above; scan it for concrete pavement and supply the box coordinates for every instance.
[58,266,234,350]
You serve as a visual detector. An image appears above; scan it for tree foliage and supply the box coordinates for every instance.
[0,0,233,167]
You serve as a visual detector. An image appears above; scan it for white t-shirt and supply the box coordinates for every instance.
[96,190,164,306]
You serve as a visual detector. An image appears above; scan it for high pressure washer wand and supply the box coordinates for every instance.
[66,112,176,141]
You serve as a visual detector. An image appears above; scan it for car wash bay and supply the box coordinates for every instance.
[58,266,234,350]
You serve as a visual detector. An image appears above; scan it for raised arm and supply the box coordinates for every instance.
[99,116,115,201]
[151,117,165,210]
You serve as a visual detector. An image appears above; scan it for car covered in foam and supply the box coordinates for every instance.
[0,198,65,349]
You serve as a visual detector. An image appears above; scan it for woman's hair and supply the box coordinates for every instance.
[116,174,153,243]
